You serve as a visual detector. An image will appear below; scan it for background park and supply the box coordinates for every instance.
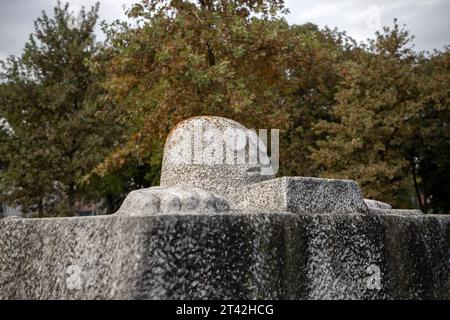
[0,0,449,217]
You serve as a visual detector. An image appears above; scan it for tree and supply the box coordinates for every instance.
[0,2,121,216]
[405,48,450,213]
[278,24,357,177]
[94,0,308,175]
[310,22,421,207]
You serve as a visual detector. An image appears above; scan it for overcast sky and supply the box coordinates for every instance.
[0,0,449,62]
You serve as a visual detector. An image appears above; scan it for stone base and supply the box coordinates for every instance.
[1,212,448,299]
[237,177,369,214]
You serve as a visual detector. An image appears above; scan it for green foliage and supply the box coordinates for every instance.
[95,0,356,183]
[311,23,450,212]
[278,24,356,177]
[96,0,300,174]
[0,2,122,216]
[1,1,449,216]
[96,1,449,213]
[404,48,450,213]
[311,23,420,206]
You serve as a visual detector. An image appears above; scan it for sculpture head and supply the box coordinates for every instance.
[160,116,275,201]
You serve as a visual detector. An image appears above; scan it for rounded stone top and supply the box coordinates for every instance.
[160,116,275,201]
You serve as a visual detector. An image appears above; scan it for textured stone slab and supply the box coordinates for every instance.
[237,177,369,214]
[0,213,448,299]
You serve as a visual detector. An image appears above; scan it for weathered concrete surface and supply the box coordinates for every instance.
[1,212,448,299]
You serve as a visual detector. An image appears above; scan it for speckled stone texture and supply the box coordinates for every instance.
[365,199,392,210]
[237,177,369,214]
[0,213,448,299]
[160,116,275,201]
[116,186,230,216]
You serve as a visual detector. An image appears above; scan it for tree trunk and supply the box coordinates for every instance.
[37,200,44,218]
[207,44,216,66]
[411,163,425,213]
[68,182,76,216]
